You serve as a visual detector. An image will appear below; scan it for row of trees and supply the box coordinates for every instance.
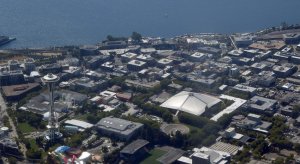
[16,110,44,129]
[139,103,173,123]
[178,112,221,147]
[106,32,142,42]
[269,116,293,149]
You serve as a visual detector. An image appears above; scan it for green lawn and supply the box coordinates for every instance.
[28,139,39,150]
[18,123,37,133]
[74,114,89,121]
[141,149,167,164]
[28,139,48,159]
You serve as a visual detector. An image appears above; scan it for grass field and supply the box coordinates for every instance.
[74,114,89,121]
[28,139,39,150]
[141,149,167,164]
[18,122,36,133]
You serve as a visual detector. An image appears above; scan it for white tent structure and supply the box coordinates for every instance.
[160,91,221,116]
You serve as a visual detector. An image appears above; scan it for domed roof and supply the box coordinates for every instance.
[160,91,221,116]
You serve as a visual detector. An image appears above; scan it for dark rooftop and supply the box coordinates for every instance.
[120,139,149,155]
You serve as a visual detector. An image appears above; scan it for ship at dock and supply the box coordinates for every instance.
[0,36,16,47]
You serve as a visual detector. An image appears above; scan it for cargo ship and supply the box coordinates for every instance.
[0,36,16,47]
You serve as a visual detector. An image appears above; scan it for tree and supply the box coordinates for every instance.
[162,112,173,123]
[86,114,99,124]
[131,32,142,42]
[8,157,18,164]
[285,154,294,164]
[217,113,233,128]
[273,157,284,164]
[107,35,114,41]
[102,146,109,153]
[202,135,216,146]
[26,149,42,160]
[171,131,186,148]
[294,143,300,153]
[188,129,206,146]
[233,146,251,163]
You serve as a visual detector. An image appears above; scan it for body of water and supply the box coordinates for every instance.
[0,0,299,48]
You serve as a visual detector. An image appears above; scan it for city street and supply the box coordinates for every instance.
[0,93,27,157]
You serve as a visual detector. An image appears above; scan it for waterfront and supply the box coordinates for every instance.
[0,0,300,48]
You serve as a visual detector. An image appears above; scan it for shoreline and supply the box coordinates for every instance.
[1,23,300,50]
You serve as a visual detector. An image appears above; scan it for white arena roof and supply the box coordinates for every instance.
[160,91,221,116]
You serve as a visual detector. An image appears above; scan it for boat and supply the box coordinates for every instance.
[0,36,16,47]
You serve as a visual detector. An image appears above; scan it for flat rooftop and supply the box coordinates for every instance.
[127,60,146,66]
[96,116,143,136]
[2,83,40,97]
[211,95,247,121]
[65,119,94,129]
[209,142,240,155]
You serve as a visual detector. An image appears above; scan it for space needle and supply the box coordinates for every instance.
[41,73,62,143]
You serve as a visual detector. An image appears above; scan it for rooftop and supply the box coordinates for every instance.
[160,91,221,116]
[64,119,94,129]
[127,60,146,66]
[120,139,149,155]
[209,142,240,155]
[248,96,277,111]
[96,116,143,135]
[2,83,40,97]
[233,84,257,93]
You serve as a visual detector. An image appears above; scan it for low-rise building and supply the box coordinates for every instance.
[96,116,144,141]
[228,49,244,57]
[251,62,268,73]
[70,77,107,92]
[101,61,114,71]
[64,119,94,131]
[80,45,99,55]
[250,71,276,87]
[245,96,278,115]
[0,70,25,86]
[136,54,156,65]
[84,55,110,69]
[222,127,250,143]
[120,139,149,163]
[157,58,174,68]
[187,75,216,88]
[2,83,41,101]
[283,33,300,44]
[127,60,146,71]
[232,84,257,96]
[233,34,255,47]
[121,52,138,62]
[24,58,36,74]
[272,64,297,78]
[235,113,272,133]
[188,52,207,62]
[178,145,233,164]
[39,63,62,74]
[198,46,221,56]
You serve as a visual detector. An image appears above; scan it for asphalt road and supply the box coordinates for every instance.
[0,93,27,157]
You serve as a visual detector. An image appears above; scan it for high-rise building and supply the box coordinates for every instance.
[41,73,62,143]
